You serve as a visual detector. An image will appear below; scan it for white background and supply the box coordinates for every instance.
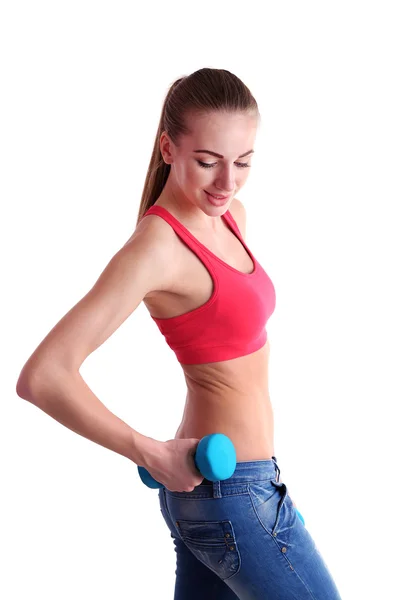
[2,1,399,598]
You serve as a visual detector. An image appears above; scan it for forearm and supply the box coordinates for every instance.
[17,368,155,465]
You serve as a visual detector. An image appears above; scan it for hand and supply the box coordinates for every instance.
[141,437,205,493]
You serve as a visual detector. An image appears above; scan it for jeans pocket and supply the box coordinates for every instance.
[248,479,289,537]
[175,519,241,581]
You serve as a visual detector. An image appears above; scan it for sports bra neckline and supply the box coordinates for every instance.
[146,204,258,277]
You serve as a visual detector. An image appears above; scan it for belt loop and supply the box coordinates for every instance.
[213,480,222,498]
[272,456,281,482]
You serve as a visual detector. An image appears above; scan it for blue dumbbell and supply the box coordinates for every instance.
[137,433,237,489]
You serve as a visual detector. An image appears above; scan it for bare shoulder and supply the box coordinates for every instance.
[229,197,247,240]
[124,211,181,292]
[124,209,178,251]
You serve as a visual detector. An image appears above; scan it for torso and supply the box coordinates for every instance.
[142,199,275,461]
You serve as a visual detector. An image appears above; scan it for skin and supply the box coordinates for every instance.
[142,110,276,462]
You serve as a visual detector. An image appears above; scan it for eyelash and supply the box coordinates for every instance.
[197,160,251,169]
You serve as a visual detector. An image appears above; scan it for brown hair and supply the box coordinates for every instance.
[136,68,260,226]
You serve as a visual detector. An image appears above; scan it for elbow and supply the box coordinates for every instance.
[16,360,74,404]
[16,361,52,402]
[16,355,37,400]
[16,351,56,401]
[16,376,33,401]
[16,366,39,401]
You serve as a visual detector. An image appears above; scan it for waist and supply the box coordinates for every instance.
[175,390,275,461]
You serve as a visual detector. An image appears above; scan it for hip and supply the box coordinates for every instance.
[158,459,342,599]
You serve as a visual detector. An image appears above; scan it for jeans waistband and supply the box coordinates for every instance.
[201,456,281,488]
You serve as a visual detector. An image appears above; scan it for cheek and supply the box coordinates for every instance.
[186,165,209,186]
[239,169,251,184]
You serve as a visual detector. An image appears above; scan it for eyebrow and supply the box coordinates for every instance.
[193,149,254,159]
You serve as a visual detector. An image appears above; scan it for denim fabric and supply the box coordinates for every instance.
[158,457,342,599]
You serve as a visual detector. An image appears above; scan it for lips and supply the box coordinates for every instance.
[205,191,231,207]
[205,191,229,200]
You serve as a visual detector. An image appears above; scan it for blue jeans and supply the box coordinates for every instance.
[158,457,342,599]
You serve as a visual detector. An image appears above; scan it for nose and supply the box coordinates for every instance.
[215,169,236,194]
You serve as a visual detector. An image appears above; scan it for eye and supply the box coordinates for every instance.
[197,160,251,169]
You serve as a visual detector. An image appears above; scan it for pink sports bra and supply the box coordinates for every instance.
[141,205,276,365]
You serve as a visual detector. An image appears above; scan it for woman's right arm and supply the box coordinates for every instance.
[15,216,176,466]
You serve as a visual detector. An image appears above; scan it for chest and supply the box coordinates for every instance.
[144,220,254,320]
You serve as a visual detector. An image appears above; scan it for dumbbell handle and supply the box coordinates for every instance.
[137,433,236,489]
[137,452,202,489]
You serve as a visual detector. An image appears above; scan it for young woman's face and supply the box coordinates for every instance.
[160,111,258,216]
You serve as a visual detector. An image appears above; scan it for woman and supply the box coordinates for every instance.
[16,68,342,599]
